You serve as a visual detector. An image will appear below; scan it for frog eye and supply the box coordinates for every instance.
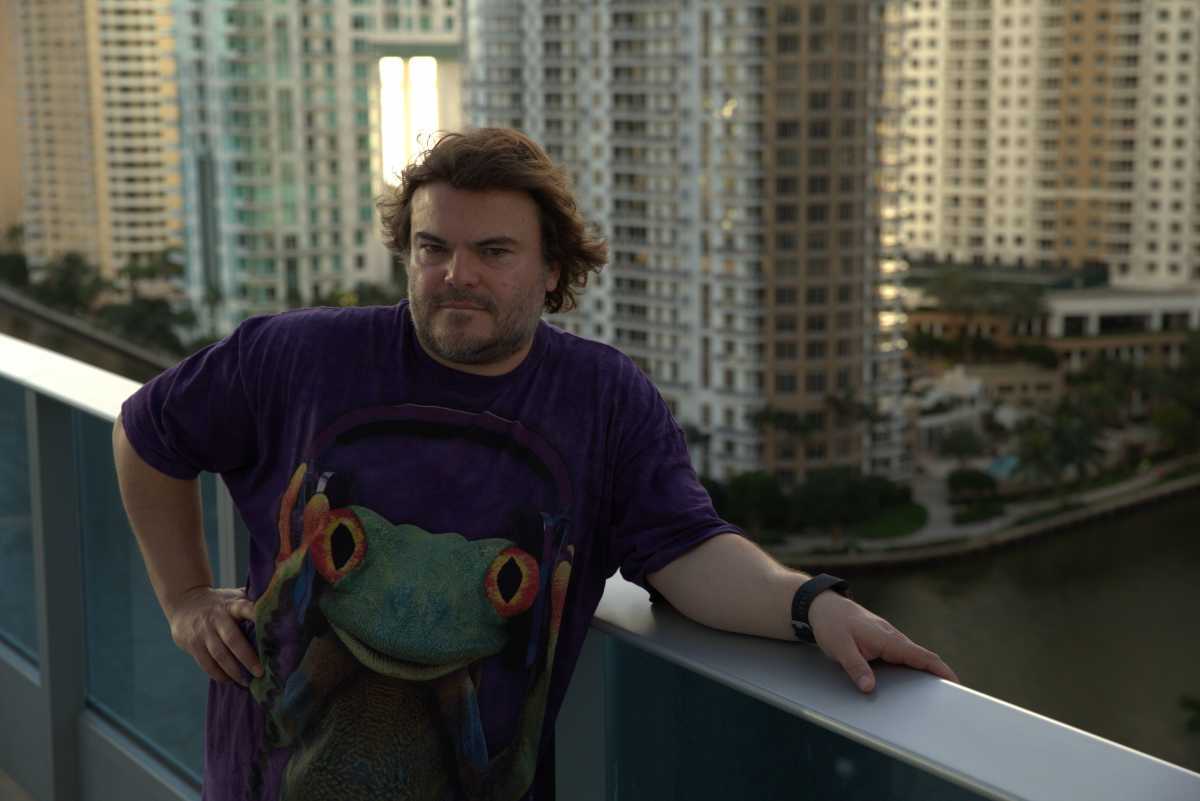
[484,548,539,618]
[311,509,367,585]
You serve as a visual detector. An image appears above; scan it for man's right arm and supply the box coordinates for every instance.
[112,415,262,686]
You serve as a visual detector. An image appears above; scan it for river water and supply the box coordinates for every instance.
[851,493,1200,774]
[3,301,1199,775]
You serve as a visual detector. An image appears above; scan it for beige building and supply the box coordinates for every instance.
[15,0,182,277]
[0,0,22,242]
[899,0,1200,289]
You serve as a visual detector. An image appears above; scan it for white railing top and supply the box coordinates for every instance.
[4,330,1200,801]
[593,576,1200,801]
[0,333,138,422]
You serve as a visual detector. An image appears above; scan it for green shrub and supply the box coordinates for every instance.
[947,468,998,500]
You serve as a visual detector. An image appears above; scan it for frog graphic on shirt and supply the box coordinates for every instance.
[249,463,572,801]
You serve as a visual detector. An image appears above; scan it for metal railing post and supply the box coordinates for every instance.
[555,628,608,800]
[28,391,87,801]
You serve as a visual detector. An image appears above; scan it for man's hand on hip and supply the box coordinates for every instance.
[167,586,263,687]
[809,590,959,693]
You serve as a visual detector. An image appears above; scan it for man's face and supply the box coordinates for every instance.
[407,183,559,375]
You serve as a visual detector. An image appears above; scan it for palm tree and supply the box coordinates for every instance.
[1050,402,1106,486]
[3,224,23,253]
[1014,417,1065,496]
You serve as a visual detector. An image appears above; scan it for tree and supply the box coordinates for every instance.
[1014,417,1064,495]
[99,250,196,355]
[749,405,821,441]
[0,224,27,287]
[29,252,108,314]
[98,298,195,355]
[0,251,29,288]
[1050,402,1105,485]
[1151,400,1200,455]
[947,468,997,500]
[825,391,883,426]
[938,425,986,464]
[310,281,405,308]
[723,471,788,541]
[2,224,22,252]
[1013,404,1104,497]
[792,467,868,548]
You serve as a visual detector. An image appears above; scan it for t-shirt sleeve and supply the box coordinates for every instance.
[606,361,744,593]
[119,317,265,480]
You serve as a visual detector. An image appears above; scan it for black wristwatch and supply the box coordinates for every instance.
[791,573,850,644]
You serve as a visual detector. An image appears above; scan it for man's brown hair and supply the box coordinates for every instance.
[378,127,608,314]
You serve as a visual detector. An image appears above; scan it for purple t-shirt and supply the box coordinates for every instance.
[121,301,737,801]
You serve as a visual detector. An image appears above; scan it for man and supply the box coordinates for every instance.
[114,128,956,801]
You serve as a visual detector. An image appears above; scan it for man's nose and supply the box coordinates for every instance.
[444,249,481,288]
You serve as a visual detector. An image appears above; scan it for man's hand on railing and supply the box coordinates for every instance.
[647,533,960,694]
[809,590,959,693]
[166,585,263,687]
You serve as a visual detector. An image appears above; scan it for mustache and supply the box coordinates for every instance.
[434,289,495,312]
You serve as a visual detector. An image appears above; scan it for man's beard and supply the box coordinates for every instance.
[409,284,545,367]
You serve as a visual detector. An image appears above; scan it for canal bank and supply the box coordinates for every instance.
[768,454,1200,571]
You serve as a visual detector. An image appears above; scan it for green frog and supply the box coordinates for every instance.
[250,464,572,801]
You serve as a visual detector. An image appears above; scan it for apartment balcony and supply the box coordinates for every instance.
[2,332,1199,801]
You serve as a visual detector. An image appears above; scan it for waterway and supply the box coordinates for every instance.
[852,492,1200,774]
[3,299,1199,775]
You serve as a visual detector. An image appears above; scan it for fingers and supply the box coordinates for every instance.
[205,630,253,686]
[226,594,257,623]
[171,588,263,687]
[825,634,877,693]
[218,600,264,680]
[879,637,959,684]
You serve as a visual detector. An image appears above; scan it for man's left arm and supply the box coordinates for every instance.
[646,532,959,693]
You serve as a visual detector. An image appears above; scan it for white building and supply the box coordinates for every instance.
[173,0,463,330]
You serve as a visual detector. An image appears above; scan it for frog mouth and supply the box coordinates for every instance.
[330,623,475,680]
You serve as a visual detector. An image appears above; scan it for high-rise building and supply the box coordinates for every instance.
[0,0,23,240]
[899,0,1200,290]
[15,0,183,276]
[173,0,463,330]
[467,1,900,482]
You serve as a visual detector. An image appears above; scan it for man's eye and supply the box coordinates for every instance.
[483,248,510,258]
[419,244,443,255]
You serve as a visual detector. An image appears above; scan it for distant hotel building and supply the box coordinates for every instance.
[898,0,1200,289]
[467,1,907,481]
[14,0,183,277]
[1,1,22,239]
[173,0,463,330]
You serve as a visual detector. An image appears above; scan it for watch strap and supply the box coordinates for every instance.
[791,573,850,644]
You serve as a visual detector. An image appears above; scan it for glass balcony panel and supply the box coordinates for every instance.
[606,637,987,800]
[76,411,221,780]
[0,377,37,661]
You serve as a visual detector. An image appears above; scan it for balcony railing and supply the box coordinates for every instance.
[2,331,1199,801]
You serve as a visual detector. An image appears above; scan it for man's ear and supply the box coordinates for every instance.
[544,262,560,293]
